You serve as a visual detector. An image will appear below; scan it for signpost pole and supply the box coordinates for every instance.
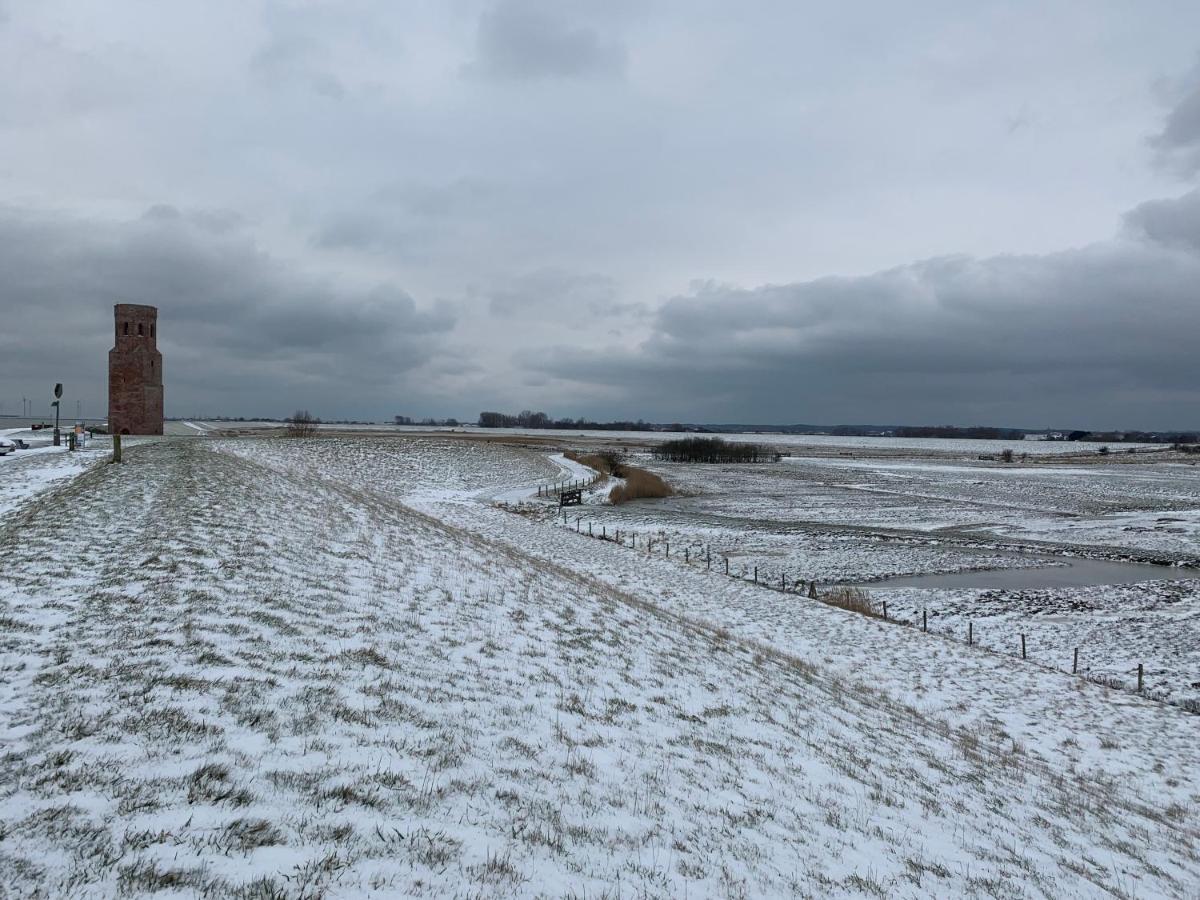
[51,383,63,447]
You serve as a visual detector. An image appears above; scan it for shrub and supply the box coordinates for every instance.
[1000,448,1014,463]
[609,468,673,504]
[285,410,319,438]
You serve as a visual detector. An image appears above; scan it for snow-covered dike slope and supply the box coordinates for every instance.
[1,439,1198,897]
[0,446,107,518]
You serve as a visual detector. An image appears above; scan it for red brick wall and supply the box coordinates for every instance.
[108,304,164,435]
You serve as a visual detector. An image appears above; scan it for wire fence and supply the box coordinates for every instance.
[553,511,1199,715]
[536,471,605,500]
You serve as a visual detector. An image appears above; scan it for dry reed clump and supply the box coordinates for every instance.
[609,468,673,504]
[817,587,881,618]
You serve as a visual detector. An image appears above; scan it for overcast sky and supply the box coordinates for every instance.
[2,1,1200,428]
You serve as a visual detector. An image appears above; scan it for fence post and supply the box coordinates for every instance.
[724,558,729,575]
[602,525,606,540]
[922,608,927,632]
[1072,647,1078,674]
[780,573,785,591]
[1137,663,1143,693]
[882,601,887,620]
[753,566,757,583]
[1020,634,1026,659]
[665,542,669,557]
[112,433,123,464]
[589,523,593,536]
[968,622,973,646]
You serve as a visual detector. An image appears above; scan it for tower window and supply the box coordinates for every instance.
[124,323,129,335]
[151,324,155,338]
[138,323,144,336]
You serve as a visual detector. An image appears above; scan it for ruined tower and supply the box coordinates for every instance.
[108,304,164,435]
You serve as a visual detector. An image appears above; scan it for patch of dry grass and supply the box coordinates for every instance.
[609,468,673,504]
[817,586,882,618]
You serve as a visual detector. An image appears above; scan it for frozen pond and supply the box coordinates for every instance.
[857,555,1191,590]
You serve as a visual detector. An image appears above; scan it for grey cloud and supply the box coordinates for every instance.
[142,204,248,235]
[486,268,617,317]
[247,2,383,99]
[0,205,455,418]
[468,1,625,81]
[310,213,438,257]
[527,216,1200,429]
[1151,59,1200,175]
[1123,189,1200,253]
[312,179,502,255]
[374,179,495,218]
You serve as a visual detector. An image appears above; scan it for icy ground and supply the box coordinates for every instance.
[0,438,1198,897]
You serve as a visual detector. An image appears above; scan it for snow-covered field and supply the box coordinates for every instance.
[541,452,1200,708]
[1,436,1198,897]
[201,419,1162,458]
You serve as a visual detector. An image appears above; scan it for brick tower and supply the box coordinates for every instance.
[108,304,164,435]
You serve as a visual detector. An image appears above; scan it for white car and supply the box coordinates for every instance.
[0,437,16,456]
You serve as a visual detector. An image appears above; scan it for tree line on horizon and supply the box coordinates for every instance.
[477,410,662,431]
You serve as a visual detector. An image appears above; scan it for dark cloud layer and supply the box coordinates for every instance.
[532,214,1200,429]
[0,205,454,417]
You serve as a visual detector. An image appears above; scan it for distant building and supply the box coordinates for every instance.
[108,304,163,435]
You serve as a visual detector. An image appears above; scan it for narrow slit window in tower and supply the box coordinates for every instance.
[124,323,129,335]
[138,323,144,336]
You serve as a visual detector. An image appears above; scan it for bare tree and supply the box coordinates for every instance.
[285,409,319,438]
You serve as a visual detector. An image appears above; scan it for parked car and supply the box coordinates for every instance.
[0,437,16,456]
